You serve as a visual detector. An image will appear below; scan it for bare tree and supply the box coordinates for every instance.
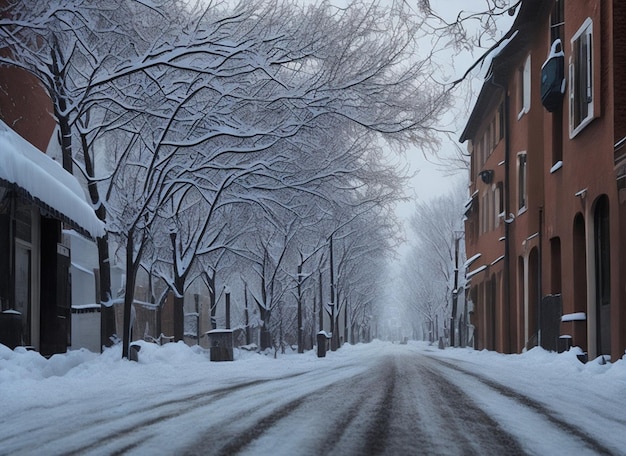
[399,181,466,342]
[3,0,457,358]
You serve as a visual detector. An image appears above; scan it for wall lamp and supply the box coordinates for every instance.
[479,169,494,184]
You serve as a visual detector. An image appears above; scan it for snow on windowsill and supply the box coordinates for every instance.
[466,265,487,279]
[206,329,234,334]
[463,253,482,269]
[550,161,563,173]
[491,255,504,266]
[562,312,586,322]
[2,309,21,315]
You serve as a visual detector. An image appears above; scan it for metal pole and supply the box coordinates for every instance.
[194,293,200,346]
[318,271,323,333]
[329,234,337,351]
[297,263,303,353]
[225,287,231,330]
[451,236,460,347]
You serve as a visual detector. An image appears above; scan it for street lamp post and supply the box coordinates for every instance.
[450,233,462,347]
[194,293,200,346]
[297,263,303,354]
[224,286,231,330]
[329,234,338,351]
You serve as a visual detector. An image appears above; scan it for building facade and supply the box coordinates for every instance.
[461,0,625,361]
[0,66,104,355]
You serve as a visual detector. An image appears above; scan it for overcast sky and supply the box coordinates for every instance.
[393,0,516,222]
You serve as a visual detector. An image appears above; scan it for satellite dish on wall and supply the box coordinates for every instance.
[541,39,566,112]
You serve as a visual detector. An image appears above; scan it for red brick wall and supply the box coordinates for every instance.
[0,65,55,152]
[613,0,626,142]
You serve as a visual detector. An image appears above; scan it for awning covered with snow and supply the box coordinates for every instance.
[0,120,104,238]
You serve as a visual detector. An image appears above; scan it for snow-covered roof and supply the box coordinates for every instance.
[0,120,104,238]
[482,30,520,80]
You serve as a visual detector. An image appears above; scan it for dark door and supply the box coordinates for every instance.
[594,196,611,356]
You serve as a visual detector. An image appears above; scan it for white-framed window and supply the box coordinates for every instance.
[518,152,527,211]
[569,18,593,137]
[478,185,502,234]
[494,182,502,228]
[518,54,531,119]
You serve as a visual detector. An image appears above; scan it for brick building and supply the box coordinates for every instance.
[461,0,625,361]
[0,66,104,354]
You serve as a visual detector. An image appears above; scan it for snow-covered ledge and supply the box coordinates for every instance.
[550,161,563,173]
[466,265,487,279]
[463,253,482,269]
[0,120,104,238]
[561,312,586,322]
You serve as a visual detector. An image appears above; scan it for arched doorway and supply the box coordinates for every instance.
[573,214,587,312]
[528,247,539,348]
[572,213,587,351]
[594,196,611,356]
[488,274,496,350]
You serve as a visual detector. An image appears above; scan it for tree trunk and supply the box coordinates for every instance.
[297,264,303,353]
[78,128,116,350]
[98,234,116,349]
[50,40,72,174]
[244,285,251,345]
[122,234,137,359]
[279,302,285,354]
[172,280,184,342]
[258,305,272,350]
[318,272,323,333]
[170,232,186,342]
[208,273,217,330]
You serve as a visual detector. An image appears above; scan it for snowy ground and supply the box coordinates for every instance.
[1,340,625,455]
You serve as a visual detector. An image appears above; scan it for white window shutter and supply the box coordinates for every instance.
[523,55,531,112]
[569,58,575,134]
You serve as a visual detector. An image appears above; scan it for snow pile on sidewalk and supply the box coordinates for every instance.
[1,339,625,455]
[420,341,626,383]
[2,339,626,386]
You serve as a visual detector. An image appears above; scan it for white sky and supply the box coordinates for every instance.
[393,0,517,217]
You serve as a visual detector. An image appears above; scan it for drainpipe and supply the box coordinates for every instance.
[503,90,512,354]
[538,206,543,348]
[490,76,512,353]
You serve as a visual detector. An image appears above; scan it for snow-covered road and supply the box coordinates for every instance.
[1,341,625,455]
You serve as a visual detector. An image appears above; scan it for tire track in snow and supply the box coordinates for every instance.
[4,367,331,456]
[386,352,525,455]
[359,357,395,455]
[193,351,525,456]
[61,377,283,455]
[184,367,378,455]
[74,360,367,455]
[423,355,617,455]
